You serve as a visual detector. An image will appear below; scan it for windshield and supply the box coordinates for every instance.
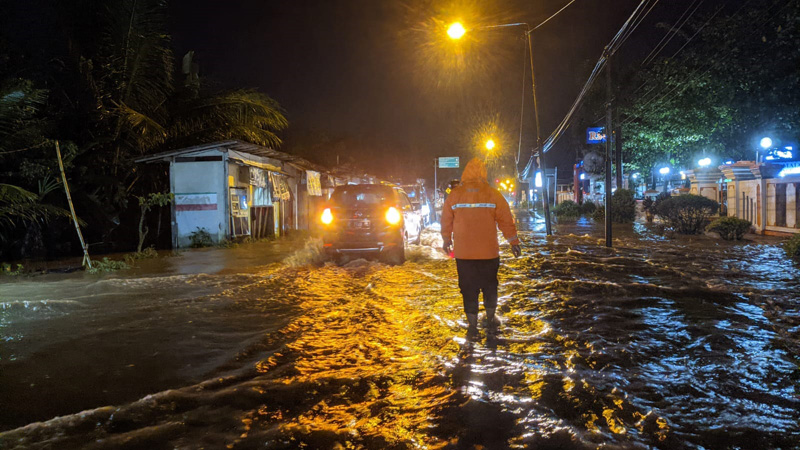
[330,185,397,207]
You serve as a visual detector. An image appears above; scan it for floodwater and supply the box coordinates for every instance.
[1,215,798,449]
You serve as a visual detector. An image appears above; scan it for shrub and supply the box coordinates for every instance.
[592,205,604,222]
[784,234,800,263]
[189,227,213,248]
[1,263,24,276]
[655,194,719,234]
[87,258,130,274]
[610,189,637,223]
[592,190,637,223]
[553,200,581,221]
[706,217,751,241]
[124,246,158,264]
[643,192,671,219]
[580,200,597,215]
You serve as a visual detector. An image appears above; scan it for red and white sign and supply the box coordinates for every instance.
[175,193,217,211]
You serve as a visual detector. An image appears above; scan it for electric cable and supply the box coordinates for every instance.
[623,0,789,125]
[535,0,655,156]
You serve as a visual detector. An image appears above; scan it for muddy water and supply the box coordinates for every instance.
[1,218,798,449]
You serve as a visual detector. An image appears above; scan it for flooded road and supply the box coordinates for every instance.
[1,216,798,449]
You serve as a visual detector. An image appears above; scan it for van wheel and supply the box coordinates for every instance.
[380,235,406,265]
[380,246,405,265]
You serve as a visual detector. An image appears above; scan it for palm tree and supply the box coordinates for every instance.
[85,0,287,165]
[0,183,72,244]
[0,81,72,245]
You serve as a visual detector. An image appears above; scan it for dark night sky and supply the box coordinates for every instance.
[3,0,729,180]
[168,0,667,178]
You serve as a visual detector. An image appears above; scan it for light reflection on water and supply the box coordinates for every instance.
[0,220,798,449]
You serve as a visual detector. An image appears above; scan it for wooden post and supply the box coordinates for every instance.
[56,141,92,268]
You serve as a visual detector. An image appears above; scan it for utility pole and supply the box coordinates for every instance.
[604,50,613,248]
[528,28,552,236]
[615,127,623,189]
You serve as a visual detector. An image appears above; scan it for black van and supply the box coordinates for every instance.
[320,184,423,264]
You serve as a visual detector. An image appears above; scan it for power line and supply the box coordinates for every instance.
[627,0,760,113]
[640,0,703,66]
[532,0,579,31]
[535,0,655,157]
[623,0,789,125]
[616,0,663,51]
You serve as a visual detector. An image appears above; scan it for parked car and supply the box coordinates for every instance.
[320,184,423,264]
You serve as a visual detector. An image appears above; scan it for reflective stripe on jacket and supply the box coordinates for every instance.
[441,159,520,260]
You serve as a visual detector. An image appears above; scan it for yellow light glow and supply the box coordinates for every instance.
[321,208,333,225]
[447,22,466,40]
[485,139,495,151]
[386,207,402,224]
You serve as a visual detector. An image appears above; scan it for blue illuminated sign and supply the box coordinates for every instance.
[586,127,606,144]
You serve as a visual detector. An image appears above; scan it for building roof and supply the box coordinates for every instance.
[134,140,329,173]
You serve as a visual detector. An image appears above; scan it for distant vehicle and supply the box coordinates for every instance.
[320,184,423,265]
[400,184,434,226]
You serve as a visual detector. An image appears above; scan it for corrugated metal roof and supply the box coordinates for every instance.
[134,140,327,173]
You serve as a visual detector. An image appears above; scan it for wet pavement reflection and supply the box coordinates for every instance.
[1,216,798,449]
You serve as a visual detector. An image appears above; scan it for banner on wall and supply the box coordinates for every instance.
[175,193,217,211]
[249,167,266,187]
[306,171,322,196]
[268,172,291,201]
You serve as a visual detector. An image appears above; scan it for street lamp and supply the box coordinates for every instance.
[757,137,772,163]
[698,157,712,167]
[485,138,496,151]
[447,22,466,40]
[443,19,552,234]
[659,166,670,192]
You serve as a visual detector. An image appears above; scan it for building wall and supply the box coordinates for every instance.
[734,179,760,227]
[172,159,227,247]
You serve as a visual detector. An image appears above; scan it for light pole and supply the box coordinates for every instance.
[448,21,552,235]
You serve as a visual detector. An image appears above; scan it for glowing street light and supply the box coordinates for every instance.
[760,137,773,149]
[447,22,466,40]
[659,167,670,175]
[485,139,495,151]
[698,157,712,167]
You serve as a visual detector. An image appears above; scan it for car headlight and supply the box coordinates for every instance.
[321,208,333,225]
[385,206,401,224]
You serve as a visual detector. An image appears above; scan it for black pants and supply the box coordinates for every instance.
[455,258,500,315]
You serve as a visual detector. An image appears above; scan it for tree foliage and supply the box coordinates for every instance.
[619,0,800,173]
[0,0,287,257]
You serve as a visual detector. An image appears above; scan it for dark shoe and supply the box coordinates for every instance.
[485,309,501,329]
[466,313,479,337]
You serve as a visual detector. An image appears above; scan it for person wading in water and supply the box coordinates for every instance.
[441,158,522,337]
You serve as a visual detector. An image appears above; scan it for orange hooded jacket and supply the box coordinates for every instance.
[441,158,520,260]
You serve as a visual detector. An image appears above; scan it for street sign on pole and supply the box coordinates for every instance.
[586,127,606,144]
[438,156,460,168]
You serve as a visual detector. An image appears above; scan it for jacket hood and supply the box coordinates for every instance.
[461,158,488,184]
